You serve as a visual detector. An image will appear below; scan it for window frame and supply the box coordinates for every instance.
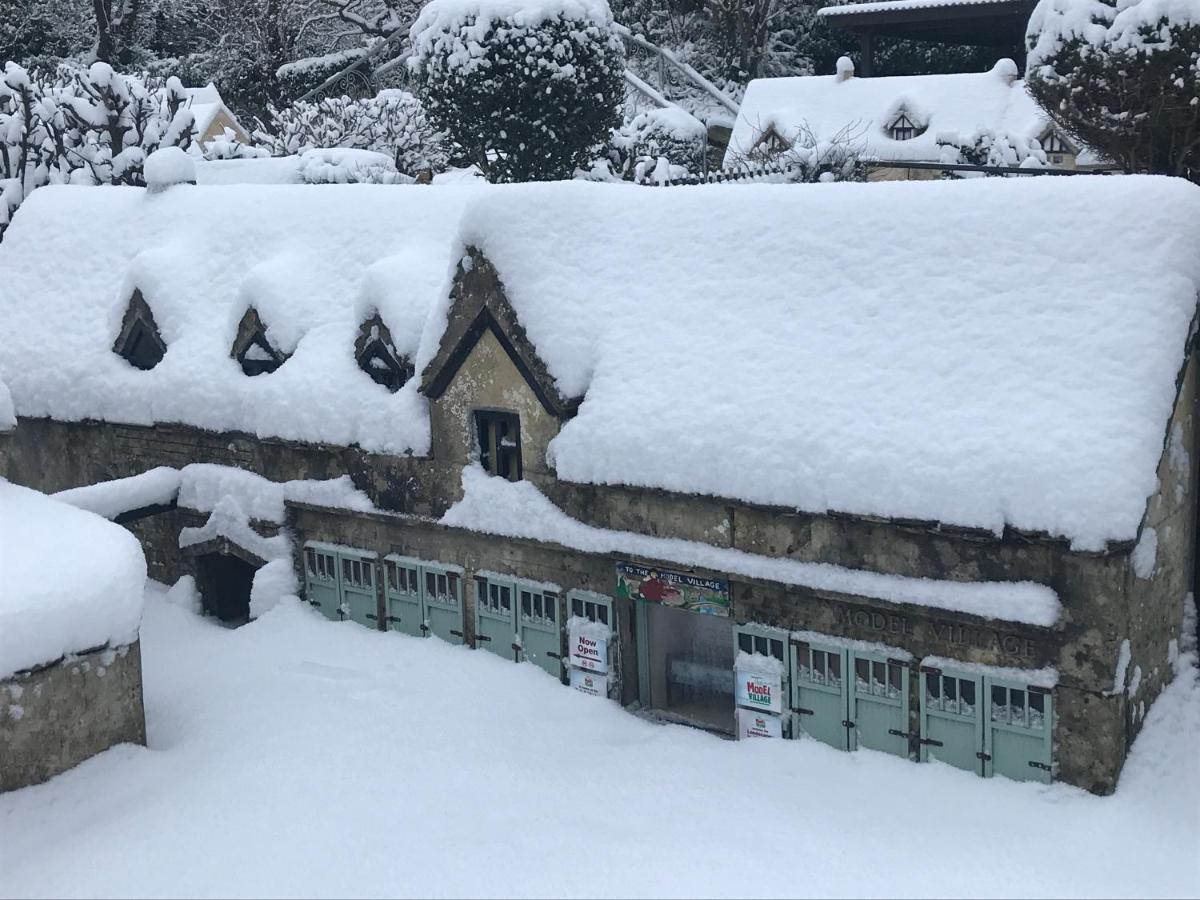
[474,409,523,481]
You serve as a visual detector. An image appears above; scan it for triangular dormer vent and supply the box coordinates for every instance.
[113,289,167,370]
[355,313,413,393]
[887,109,923,142]
[231,307,289,376]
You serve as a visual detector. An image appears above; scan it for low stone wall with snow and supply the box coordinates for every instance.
[1,642,146,793]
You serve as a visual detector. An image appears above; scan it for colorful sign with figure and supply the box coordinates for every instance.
[569,630,608,674]
[615,562,730,616]
[735,668,783,714]
[737,707,783,739]
[570,667,608,698]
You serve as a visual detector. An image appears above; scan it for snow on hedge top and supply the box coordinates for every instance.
[410,0,615,67]
[0,480,146,678]
[729,61,1048,162]
[819,0,1023,15]
[0,184,479,454]
[441,177,1200,550]
[1028,0,1200,70]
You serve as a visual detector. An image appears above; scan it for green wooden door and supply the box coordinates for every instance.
[303,545,341,621]
[475,576,516,659]
[849,653,910,759]
[790,640,850,751]
[420,565,465,645]
[919,667,983,775]
[517,585,563,679]
[384,556,423,637]
[338,552,379,629]
[984,680,1054,784]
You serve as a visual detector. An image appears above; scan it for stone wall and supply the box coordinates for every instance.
[1121,352,1197,752]
[1,641,146,792]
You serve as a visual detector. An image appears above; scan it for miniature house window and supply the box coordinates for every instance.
[231,308,288,376]
[475,410,522,481]
[888,111,920,142]
[355,314,414,393]
[1041,130,1071,155]
[113,289,167,370]
[754,127,791,156]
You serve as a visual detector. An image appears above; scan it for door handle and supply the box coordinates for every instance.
[511,642,522,653]
[975,751,992,761]
[842,720,855,729]
[1028,761,1052,772]
[794,707,814,716]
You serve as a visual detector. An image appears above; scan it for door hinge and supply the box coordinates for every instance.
[842,720,855,729]
[475,633,490,642]
[385,615,401,625]
[450,629,464,638]
[888,729,910,739]
[419,623,429,633]
[546,651,562,660]
[976,751,992,761]
[794,707,815,716]
[511,642,522,653]
[366,614,377,621]
[1028,760,1053,772]
[919,737,944,747]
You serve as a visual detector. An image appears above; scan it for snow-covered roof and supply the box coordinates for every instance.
[426,176,1200,551]
[184,83,246,143]
[4,177,1199,551]
[0,480,147,678]
[818,0,1024,16]
[729,61,1052,162]
[0,183,481,454]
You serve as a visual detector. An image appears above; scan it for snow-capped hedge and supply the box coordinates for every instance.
[408,0,625,181]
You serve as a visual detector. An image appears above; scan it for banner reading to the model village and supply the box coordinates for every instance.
[615,562,730,616]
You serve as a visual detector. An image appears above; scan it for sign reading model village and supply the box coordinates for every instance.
[615,563,730,616]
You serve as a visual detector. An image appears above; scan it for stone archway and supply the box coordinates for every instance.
[195,552,255,626]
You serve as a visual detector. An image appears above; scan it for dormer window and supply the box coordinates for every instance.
[888,112,919,142]
[475,410,521,481]
[755,126,791,156]
[1041,130,1071,155]
[231,308,288,376]
[354,313,413,393]
[113,289,166,370]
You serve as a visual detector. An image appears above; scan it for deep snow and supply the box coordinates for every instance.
[1,582,1196,898]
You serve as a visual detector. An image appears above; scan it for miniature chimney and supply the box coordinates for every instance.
[836,56,855,82]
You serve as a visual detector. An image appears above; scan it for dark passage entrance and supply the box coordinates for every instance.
[196,553,255,626]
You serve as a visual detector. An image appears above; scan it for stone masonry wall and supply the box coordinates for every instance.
[1,641,146,792]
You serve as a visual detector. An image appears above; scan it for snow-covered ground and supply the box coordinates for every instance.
[2,582,1197,898]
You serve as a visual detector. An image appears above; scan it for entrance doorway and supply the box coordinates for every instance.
[196,553,255,626]
[638,601,735,732]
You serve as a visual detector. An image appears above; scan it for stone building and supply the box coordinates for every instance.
[728,57,1098,178]
[0,480,148,793]
[1,175,1198,795]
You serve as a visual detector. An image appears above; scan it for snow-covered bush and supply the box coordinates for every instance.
[724,122,867,183]
[202,127,271,161]
[606,107,707,181]
[1026,0,1200,181]
[0,61,194,239]
[254,90,449,177]
[297,147,411,184]
[408,0,626,182]
[936,129,1048,172]
[276,47,374,99]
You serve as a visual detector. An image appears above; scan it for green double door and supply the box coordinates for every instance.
[302,543,378,628]
[790,638,911,758]
[475,575,563,679]
[919,666,1053,784]
[383,556,465,644]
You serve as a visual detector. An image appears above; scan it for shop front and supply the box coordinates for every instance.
[619,562,736,733]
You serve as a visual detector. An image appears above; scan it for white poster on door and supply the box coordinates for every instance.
[737,707,783,739]
[570,666,608,698]
[735,668,783,715]
[569,630,609,674]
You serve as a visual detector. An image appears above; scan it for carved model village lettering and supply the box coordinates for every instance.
[832,603,1039,659]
